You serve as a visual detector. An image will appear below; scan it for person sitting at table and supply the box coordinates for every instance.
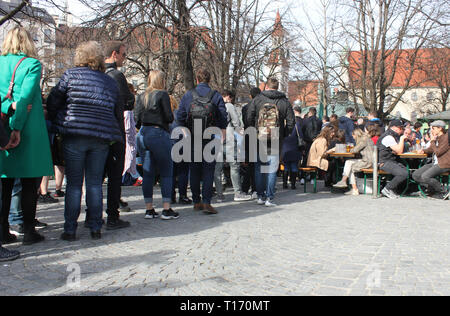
[333,128,375,195]
[376,119,408,199]
[307,126,336,186]
[366,123,381,145]
[403,127,417,152]
[412,120,450,200]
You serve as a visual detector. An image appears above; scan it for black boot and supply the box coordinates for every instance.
[290,172,298,190]
[283,171,289,189]
[23,223,45,246]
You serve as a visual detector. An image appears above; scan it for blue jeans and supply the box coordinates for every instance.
[138,127,173,204]
[284,162,299,173]
[173,161,189,197]
[255,155,279,201]
[8,179,23,225]
[190,160,216,205]
[63,135,109,234]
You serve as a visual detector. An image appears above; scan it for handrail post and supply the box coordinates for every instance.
[373,148,378,198]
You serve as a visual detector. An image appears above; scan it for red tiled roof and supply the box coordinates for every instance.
[348,48,449,88]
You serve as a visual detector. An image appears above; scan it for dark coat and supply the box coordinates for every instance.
[339,116,356,144]
[281,121,303,163]
[177,83,228,131]
[105,63,135,135]
[47,67,123,143]
[246,90,296,154]
[302,115,322,143]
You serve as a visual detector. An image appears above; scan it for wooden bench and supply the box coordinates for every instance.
[299,167,318,193]
[361,168,391,195]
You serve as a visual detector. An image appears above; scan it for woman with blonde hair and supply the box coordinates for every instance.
[333,127,375,195]
[0,27,53,248]
[135,70,177,220]
[47,41,123,241]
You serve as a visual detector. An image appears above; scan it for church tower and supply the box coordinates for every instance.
[264,11,290,94]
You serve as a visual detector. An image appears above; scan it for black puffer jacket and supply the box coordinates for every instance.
[47,67,123,143]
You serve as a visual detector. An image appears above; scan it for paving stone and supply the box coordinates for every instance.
[0,182,448,296]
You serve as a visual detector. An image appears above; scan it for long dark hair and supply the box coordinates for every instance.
[315,125,335,146]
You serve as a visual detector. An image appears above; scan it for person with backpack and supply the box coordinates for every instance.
[177,69,228,214]
[246,78,296,207]
[135,70,179,220]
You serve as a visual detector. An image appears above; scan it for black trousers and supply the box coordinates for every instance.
[104,141,125,220]
[241,163,256,194]
[1,177,40,237]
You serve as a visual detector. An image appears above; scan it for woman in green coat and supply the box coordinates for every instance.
[0,27,53,245]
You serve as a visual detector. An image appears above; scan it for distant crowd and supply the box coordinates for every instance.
[0,26,448,262]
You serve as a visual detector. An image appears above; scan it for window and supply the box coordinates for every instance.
[411,92,418,102]
[44,29,52,43]
[383,95,392,111]
[426,92,434,102]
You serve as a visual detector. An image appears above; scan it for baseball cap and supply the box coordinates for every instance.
[430,120,447,128]
[389,119,404,128]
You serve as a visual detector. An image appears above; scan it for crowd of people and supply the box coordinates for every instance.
[0,27,449,262]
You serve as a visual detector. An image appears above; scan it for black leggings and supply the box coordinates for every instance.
[1,178,40,234]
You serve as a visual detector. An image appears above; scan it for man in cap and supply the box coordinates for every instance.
[413,120,450,200]
[376,119,409,199]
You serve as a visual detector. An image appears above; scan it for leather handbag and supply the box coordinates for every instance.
[295,124,306,149]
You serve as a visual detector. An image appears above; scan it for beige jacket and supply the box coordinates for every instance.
[307,137,329,171]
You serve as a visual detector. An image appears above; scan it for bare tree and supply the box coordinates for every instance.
[196,0,284,94]
[335,0,439,118]
[290,0,339,116]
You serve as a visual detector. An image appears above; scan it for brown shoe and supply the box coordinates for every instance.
[194,203,204,211]
[203,204,218,214]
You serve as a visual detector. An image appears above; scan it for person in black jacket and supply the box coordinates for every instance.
[338,107,356,144]
[47,41,123,241]
[246,78,296,207]
[135,70,178,220]
[301,107,322,171]
[0,120,20,261]
[103,41,135,230]
[240,87,261,197]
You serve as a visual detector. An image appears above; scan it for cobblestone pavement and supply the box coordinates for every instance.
[0,181,449,296]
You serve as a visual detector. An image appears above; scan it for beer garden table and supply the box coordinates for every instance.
[397,152,429,197]
[329,152,358,182]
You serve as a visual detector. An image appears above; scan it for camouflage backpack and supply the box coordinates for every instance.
[257,102,280,142]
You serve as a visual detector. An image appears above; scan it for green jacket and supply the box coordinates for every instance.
[0,53,53,178]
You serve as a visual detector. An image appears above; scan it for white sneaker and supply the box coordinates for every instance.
[344,189,360,196]
[257,198,265,205]
[265,200,277,207]
[333,180,348,188]
[251,192,258,200]
[234,193,252,202]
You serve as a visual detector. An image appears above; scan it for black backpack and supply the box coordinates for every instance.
[187,89,216,132]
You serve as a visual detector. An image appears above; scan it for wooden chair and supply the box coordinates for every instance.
[299,167,318,193]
